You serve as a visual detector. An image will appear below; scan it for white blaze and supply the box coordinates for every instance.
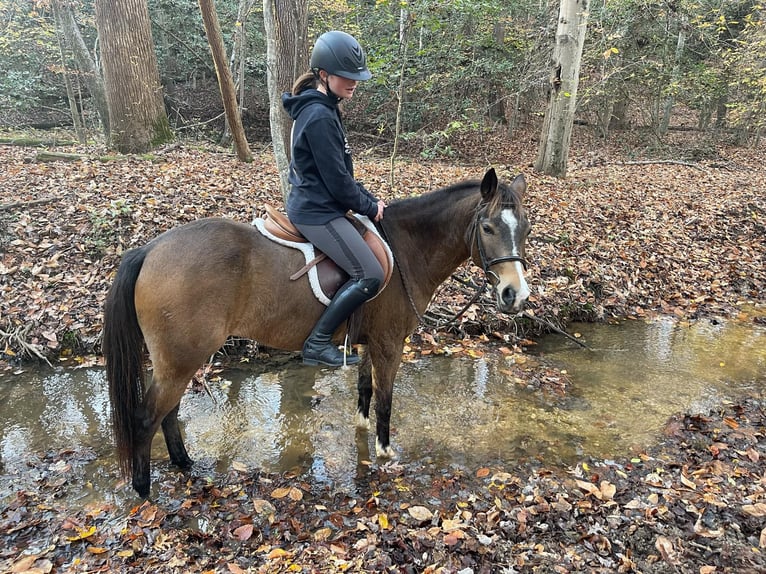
[500,209,530,308]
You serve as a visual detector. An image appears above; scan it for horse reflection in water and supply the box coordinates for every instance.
[102,168,531,497]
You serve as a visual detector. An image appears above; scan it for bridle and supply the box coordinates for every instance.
[473,205,529,284]
[378,202,529,326]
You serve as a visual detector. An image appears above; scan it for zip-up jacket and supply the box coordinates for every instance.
[282,89,379,225]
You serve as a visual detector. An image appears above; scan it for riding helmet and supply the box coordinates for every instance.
[310,31,372,81]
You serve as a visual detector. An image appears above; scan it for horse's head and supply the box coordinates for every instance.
[470,168,531,313]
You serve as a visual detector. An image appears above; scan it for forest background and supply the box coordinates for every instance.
[2,0,765,156]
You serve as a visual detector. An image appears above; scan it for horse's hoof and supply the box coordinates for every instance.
[133,480,150,499]
[375,439,397,459]
[354,411,370,429]
[172,456,194,470]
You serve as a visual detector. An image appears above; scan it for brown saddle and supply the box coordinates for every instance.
[263,205,393,300]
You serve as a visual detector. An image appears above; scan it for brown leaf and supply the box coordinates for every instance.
[408,506,433,522]
[233,524,253,541]
[742,503,766,517]
[265,548,291,560]
[655,535,679,565]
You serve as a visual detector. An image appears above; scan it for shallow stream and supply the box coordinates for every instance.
[1,316,764,506]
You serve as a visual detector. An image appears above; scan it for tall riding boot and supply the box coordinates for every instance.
[303,277,381,367]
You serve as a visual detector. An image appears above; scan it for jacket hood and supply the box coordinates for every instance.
[281,89,338,120]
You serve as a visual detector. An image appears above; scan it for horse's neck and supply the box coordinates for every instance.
[389,197,474,301]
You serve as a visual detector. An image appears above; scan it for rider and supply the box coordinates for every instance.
[282,30,386,367]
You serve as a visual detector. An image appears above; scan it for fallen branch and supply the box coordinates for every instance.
[0,197,59,211]
[613,159,703,170]
[35,151,82,162]
[0,136,78,147]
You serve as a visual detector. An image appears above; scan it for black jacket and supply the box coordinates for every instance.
[282,89,379,225]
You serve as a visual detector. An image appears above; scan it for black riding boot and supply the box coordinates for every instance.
[303,277,381,367]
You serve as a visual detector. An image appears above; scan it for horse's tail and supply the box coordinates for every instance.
[102,246,148,479]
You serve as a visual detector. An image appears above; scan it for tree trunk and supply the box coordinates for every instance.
[198,0,252,162]
[390,7,410,188]
[52,0,110,140]
[534,0,589,178]
[659,16,687,136]
[263,0,308,201]
[51,0,86,143]
[94,0,171,153]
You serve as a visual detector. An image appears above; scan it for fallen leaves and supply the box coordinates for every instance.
[2,398,766,572]
[2,136,765,369]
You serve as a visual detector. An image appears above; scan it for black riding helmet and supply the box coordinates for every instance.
[310,31,372,81]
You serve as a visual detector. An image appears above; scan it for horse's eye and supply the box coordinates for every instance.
[481,222,494,234]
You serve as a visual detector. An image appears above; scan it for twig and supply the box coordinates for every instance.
[520,311,592,350]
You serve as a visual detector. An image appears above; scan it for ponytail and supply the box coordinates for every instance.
[291,71,317,95]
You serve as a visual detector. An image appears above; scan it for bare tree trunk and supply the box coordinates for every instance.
[53,0,110,140]
[95,0,170,153]
[390,8,410,188]
[659,16,687,136]
[534,0,589,178]
[51,0,86,143]
[263,0,308,200]
[199,0,252,162]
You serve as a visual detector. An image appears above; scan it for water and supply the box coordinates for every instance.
[1,316,764,505]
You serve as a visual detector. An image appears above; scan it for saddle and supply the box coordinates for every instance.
[259,205,393,303]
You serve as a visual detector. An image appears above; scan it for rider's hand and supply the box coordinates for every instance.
[374,200,386,222]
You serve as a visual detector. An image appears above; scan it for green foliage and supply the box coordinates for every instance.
[337,0,542,138]
[0,0,61,113]
[85,199,133,258]
[1,0,763,145]
[720,4,766,139]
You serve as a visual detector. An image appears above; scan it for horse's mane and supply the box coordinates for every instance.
[387,179,480,219]
[387,177,521,219]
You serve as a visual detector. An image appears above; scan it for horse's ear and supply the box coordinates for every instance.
[480,168,498,201]
[509,173,527,198]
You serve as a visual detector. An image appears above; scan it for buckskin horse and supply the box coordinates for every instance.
[103,168,531,497]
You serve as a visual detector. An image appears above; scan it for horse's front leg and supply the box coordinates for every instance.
[355,352,373,429]
[365,342,404,459]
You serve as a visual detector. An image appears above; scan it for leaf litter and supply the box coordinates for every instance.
[0,131,765,572]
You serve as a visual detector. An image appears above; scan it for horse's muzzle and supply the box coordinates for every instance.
[498,283,528,313]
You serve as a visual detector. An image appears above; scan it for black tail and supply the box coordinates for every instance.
[102,246,148,479]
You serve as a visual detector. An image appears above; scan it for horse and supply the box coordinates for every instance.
[103,168,531,497]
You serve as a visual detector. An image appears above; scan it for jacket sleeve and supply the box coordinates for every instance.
[357,181,378,203]
[304,117,379,218]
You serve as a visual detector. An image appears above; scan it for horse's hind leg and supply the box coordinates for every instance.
[162,403,193,469]
[132,367,197,497]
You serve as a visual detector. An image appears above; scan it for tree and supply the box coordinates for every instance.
[263,0,308,199]
[94,0,171,153]
[535,0,589,178]
[198,0,252,162]
[51,0,110,140]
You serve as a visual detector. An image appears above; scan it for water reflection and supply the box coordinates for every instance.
[0,317,764,506]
